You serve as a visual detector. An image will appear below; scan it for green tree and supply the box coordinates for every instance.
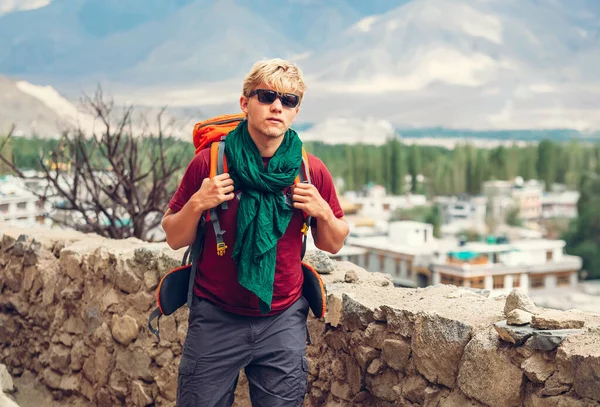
[536,140,558,190]
[506,207,522,227]
[408,144,421,193]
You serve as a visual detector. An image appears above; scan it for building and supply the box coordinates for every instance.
[541,191,579,219]
[338,221,582,295]
[429,239,581,295]
[435,195,487,236]
[483,178,544,221]
[0,176,44,226]
[343,187,427,222]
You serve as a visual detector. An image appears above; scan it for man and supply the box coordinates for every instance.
[162,58,349,406]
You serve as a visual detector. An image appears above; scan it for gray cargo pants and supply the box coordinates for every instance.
[176,295,309,407]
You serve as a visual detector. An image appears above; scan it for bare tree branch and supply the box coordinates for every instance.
[0,87,191,241]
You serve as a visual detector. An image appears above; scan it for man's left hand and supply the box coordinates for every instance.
[291,182,333,220]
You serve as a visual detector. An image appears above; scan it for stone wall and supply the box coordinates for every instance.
[0,226,599,407]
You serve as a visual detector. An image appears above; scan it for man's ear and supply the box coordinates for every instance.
[240,96,249,114]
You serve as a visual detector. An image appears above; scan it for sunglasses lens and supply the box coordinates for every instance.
[256,90,278,104]
[281,94,299,108]
[253,89,299,108]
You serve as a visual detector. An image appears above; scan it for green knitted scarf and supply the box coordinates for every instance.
[224,120,303,313]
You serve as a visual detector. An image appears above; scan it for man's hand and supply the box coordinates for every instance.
[291,182,333,221]
[191,173,235,213]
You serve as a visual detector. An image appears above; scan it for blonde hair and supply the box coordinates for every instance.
[242,58,306,101]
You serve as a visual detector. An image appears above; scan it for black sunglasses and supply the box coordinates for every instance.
[248,89,300,108]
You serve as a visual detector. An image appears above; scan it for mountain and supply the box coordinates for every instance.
[0,74,70,137]
[1,0,600,135]
[0,0,402,88]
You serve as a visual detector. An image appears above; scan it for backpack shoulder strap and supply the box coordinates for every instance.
[298,148,312,259]
[208,139,228,256]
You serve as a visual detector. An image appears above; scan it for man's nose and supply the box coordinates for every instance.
[270,97,283,112]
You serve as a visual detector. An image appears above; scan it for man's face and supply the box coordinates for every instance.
[240,83,300,139]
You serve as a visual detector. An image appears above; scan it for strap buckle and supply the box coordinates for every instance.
[301,223,309,235]
[217,242,228,256]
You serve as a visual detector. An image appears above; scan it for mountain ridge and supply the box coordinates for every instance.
[1,0,599,135]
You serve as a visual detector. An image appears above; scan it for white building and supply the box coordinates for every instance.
[338,221,582,295]
[0,176,44,226]
[483,178,544,221]
[343,187,427,222]
[435,195,487,236]
[541,191,579,219]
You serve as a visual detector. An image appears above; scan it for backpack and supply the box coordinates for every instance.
[148,113,326,341]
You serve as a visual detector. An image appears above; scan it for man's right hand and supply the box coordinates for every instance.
[191,173,235,212]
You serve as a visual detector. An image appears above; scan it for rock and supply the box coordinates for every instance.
[70,341,87,372]
[504,289,539,316]
[100,288,121,312]
[132,380,154,406]
[344,270,359,283]
[60,282,83,301]
[531,311,585,330]
[412,313,471,388]
[49,344,71,373]
[0,364,14,393]
[367,369,401,402]
[80,378,95,402]
[364,322,387,349]
[144,270,159,291]
[59,249,84,281]
[342,294,374,331]
[156,363,178,402]
[85,307,102,335]
[528,329,584,351]
[526,393,597,407]
[331,359,345,379]
[324,293,343,327]
[401,374,428,404]
[331,381,352,401]
[541,373,571,397]
[111,314,139,346]
[109,370,128,399]
[59,374,81,392]
[441,390,486,406]
[367,359,383,375]
[458,328,524,407]
[522,353,555,383]
[355,346,379,370]
[445,288,485,299]
[352,391,369,403]
[345,356,362,396]
[83,346,112,386]
[303,249,336,274]
[42,368,62,390]
[155,349,174,367]
[114,267,142,294]
[381,306,417,338]
[58,333,73,347]
[64,316,84,335]
[507,309,533,326]
[556,333,600,402]
[116,349,153,381]
[130,291,155,312]
[494,320,535,345]
[382,339,411,371]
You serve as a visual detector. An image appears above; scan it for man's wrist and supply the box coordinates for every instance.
[191,198,208,214]
[316,207,335,223]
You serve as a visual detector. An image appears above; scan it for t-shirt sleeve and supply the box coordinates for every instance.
[168,150,210,213]
[308,154,344,223]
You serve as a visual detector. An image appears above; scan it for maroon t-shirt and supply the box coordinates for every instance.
[168,148,344,316]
